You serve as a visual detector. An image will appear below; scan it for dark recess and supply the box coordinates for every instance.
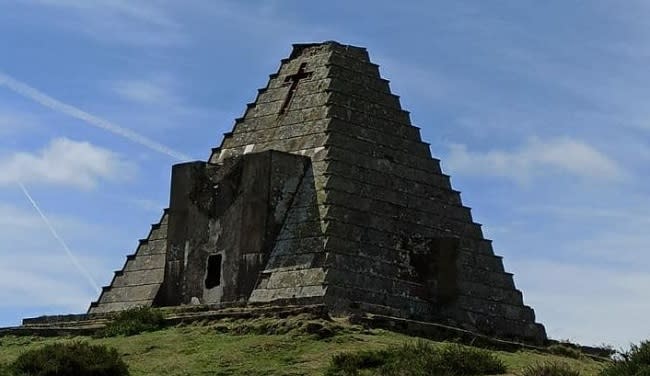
[205,254,222,289]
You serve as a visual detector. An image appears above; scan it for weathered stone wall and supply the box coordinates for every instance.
[205,41,545,343]
[320,44,543,341]
[89,41,546,344]
[161,151,311,306]
[249,164,328,303]
[88,210,169,314]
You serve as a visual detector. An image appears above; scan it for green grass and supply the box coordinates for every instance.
[547,344,583,359]
[520,361,582,376]
[0,316,607,376]
[95,306,165,338]
[325,341,507,376]
[10,341,129,376]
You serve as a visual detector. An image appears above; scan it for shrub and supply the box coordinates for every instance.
[0,364,12,376]
[96,306,165,337]
[601,340,650,376]
[548,344,582,359]
[214,314,344,338]
[326,341,506,376]
[520,362,581,376]
[10,341,129,376]
[327,349,394,375]
[593,344,616,359]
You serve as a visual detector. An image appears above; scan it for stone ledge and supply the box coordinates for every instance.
[4,303,610,361]
[350,314,610,361]
[14,304,330,334]
[352,313,545,349]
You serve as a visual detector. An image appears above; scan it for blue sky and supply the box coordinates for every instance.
[0,0,648,348]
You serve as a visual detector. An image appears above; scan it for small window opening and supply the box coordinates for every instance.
[205,254,222,289]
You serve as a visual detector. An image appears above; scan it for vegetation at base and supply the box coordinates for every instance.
[95,306,165,338]
[600,340,650,376]
[8,341,129,376]
[325,341,507,376]
[0,364,12,376]
[210,313,345,338]
[548,344,583,359]
[0,317,606,376]
[520,362,582,376]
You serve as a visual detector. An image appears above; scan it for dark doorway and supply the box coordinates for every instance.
[205,254,222,289]
[431,238,460,303]
[407,237,460,304]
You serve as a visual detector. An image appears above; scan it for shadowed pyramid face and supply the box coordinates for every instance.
[89,41,547,345]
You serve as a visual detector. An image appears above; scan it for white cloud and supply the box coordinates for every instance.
[445,137,626,183]
[571,219,650,267]
[510,260,650,348]
[111,76,178,106]
[0,203,42,228]
[28,0,186,46]
[0,266,92,309]
[0,71,191,161]
[0,204,116,319]
[0,137,133,189]
[0,107,38,135]
[105,74,232,132]
[0,203,116,241]
[126,198,167,213]
[490,197,650,348]
[37,0,177,27]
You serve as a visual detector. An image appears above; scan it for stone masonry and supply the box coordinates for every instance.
[88,41,547,344]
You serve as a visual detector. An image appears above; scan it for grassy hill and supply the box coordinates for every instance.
[0,313,607,376]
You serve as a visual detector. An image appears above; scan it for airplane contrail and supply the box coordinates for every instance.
[2,70,191,294]
[0,71,191,162]
[18,181,101,293]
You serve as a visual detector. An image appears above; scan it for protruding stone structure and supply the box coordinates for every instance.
[89,41,547,344]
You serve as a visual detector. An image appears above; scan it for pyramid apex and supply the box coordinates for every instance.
[289,41,368,59]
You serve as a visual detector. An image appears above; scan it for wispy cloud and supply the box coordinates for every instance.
[0,266,92,309]
[35,0,178,27]
[0,203,44,228]
[0,247,99,312]
[488,195,650,348]
[445,137,627,184]
[104,73,232,134]
[18,182,100,292]
[111,76,179,106]
[0,138,132,189]
[0,71,191,161]
[126,198,167,213]
[518,202,650,223]
[510,198,650,266]
[0,203,116,314]
[27,0,186,46]
[511,259,650,347]
[0,110,34,133]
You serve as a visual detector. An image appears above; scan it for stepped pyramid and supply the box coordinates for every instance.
[89,41,546,344]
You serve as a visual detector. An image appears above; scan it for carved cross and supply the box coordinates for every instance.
[279,63,312,114]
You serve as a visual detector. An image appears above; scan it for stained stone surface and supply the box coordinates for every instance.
[88,41,547,344]
[89,211,168,314]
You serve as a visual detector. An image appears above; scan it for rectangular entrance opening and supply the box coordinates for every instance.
[205,254,222,289]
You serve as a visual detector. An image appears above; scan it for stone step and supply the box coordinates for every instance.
[88,210,169,314]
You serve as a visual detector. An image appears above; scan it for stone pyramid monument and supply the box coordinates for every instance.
[88,41,546,343]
